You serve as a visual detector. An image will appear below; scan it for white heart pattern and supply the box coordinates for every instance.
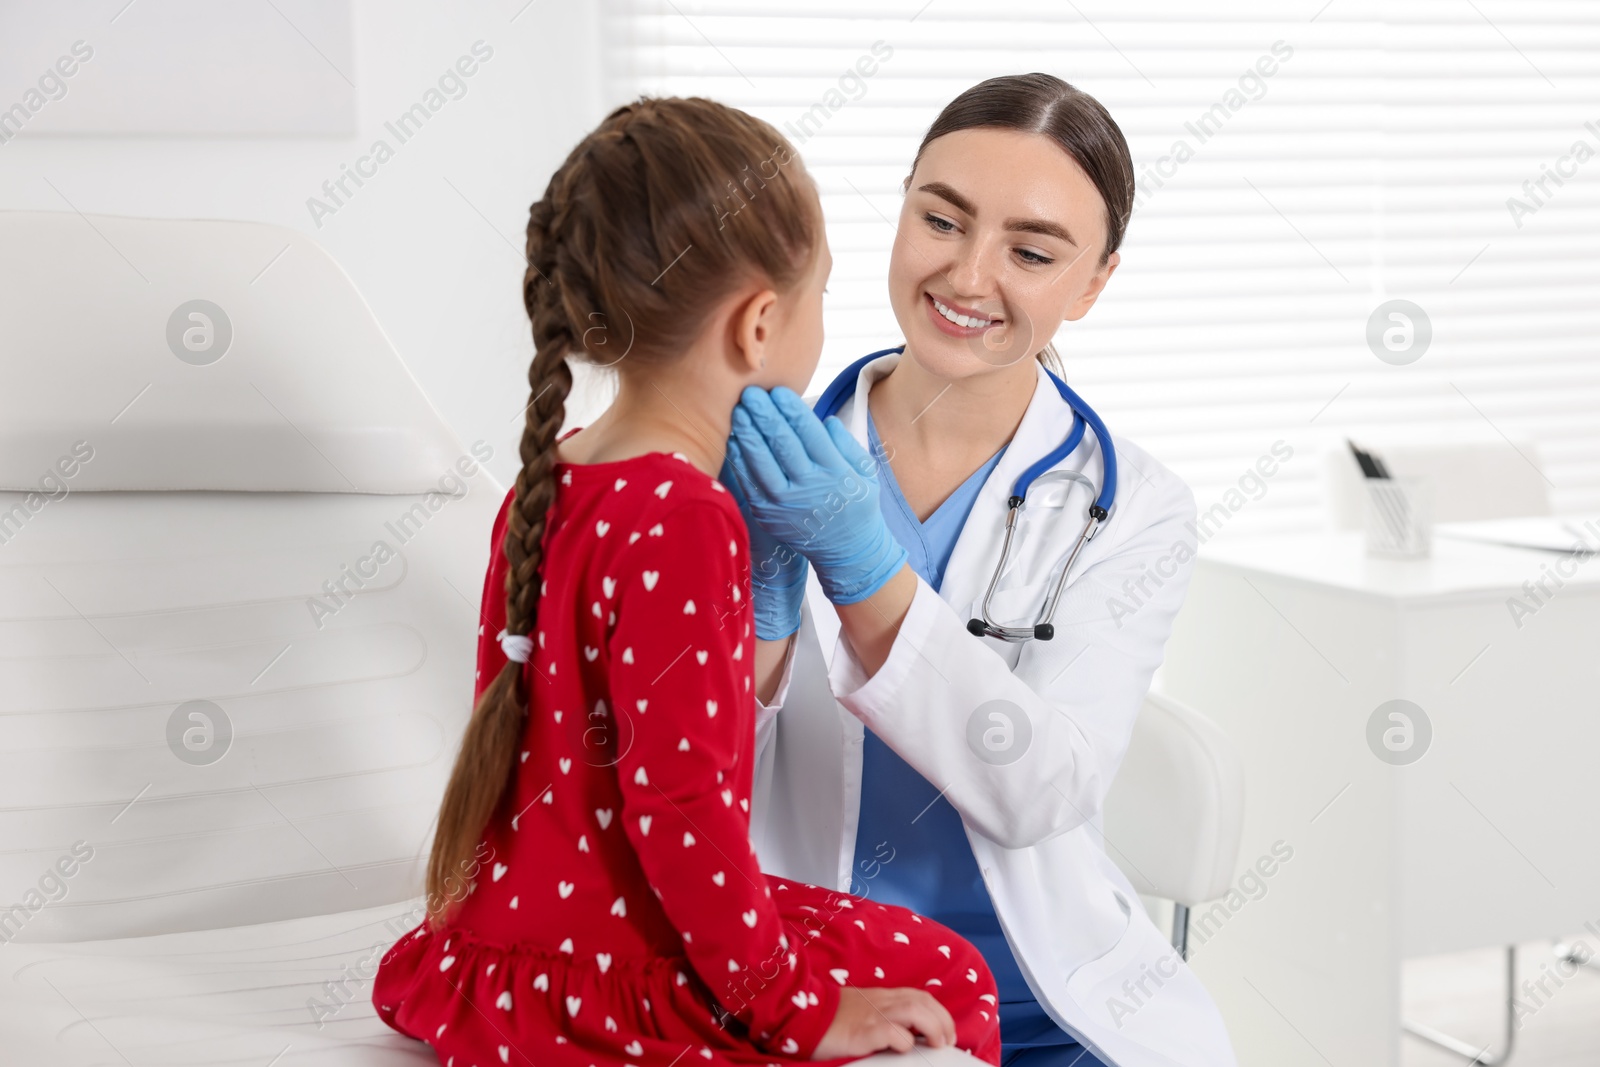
[584,646,599,661]
[938,945,951,958]
[558,881,574,898]
[595,520,610,536]
[782,1039,799,1054]
[639,815,652,835]
[534,972,550,991]
[893,932,910,944]
[683,599,696,614]
[611,896,627,917]
[830,968,849,984]
[603,576,616,597]
[967,968,979,982]
[654,481,672,498]
[642,571,660,591]
[682,832,696,847]
[790,991,810,1008]
[711,870,725,886]
[634,766,649,785]
[496,991,513,1010]
[597,952,613,973]
[596,809,613,829]
[677,738,690,751]
[559,757,572,774]
[499,1045,510,1063]
[636,699,648,712]
[614,478,627,491]
[621,646,634,664]
[695,650,708,665]
[705,700,717,717]
[741,909,758,927]
[649,523,664,536]
[875,967,886,978]
[492,863,508,881]
[566,995,582,1017]
[721,788,733,806]
[439,955,456,971]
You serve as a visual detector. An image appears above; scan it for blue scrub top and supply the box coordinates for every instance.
[855,410,1105,1066]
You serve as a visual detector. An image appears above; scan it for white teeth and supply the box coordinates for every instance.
[932,296,996,329]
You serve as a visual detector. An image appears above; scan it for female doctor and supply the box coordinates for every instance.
[720,75,1238,1067]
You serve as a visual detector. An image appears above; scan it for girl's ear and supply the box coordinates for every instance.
[730,285,780,373]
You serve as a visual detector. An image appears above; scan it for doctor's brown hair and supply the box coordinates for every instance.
[424,97,820,929]
[908,73,1135,374]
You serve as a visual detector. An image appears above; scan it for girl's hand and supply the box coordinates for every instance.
[811,986,957,1059]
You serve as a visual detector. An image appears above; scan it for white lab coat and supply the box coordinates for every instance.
[749,351,1238,1067]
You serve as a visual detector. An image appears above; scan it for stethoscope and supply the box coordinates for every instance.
[813,345,1117,642]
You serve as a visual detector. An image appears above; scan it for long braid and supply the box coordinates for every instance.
[423,185,577,929]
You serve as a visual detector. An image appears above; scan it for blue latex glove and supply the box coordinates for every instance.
[726,385,908,606]
[718,452,809,640]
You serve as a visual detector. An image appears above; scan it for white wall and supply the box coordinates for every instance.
[0,0,609,491]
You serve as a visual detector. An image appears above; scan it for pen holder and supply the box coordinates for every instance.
[1364,477,1431,558]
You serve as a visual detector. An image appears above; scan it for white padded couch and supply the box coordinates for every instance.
[0,211,504,1064]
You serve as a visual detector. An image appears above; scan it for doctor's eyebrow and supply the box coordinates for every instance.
[915,181,1079,247]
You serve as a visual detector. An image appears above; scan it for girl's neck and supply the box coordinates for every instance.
[555,369,733,478]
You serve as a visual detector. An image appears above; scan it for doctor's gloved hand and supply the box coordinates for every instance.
[718,451,809,640]
[726,385,908,606]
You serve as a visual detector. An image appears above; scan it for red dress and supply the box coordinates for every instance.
[373,445,1000,1067]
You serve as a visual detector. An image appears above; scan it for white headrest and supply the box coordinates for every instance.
[0,211,470,493]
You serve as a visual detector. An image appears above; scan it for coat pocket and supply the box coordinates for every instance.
[1063,886,1185,1034]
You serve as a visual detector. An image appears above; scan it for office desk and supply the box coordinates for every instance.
[1159,525,1600,1067]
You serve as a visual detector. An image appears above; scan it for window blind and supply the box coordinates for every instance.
[600,0,1600,533]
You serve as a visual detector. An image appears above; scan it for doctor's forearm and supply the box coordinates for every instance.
[753,635,793,705]
[830,563,917,678]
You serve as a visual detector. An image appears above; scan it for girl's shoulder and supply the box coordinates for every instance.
[556,450,743,543]
[494,445,737,525]
[556,450,732,501]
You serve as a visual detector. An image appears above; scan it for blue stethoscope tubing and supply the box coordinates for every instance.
[813,345,1118,642]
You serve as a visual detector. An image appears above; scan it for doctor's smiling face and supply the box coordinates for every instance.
[889,125,1121,380]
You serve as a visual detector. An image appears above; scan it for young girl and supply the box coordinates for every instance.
[371,97,1001,1067]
